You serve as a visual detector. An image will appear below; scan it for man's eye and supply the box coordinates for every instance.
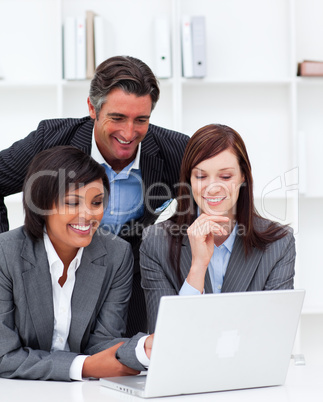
[137,118,149,124]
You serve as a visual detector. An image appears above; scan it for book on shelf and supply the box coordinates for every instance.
[94,15,110,68]
[297,60,323,77]
[154,16,172,78]
[86,10,96,78]
[181,15,193,78]
[63,16,77,80]
[63,10,111,80]
[191,16,206,78]
[181,15,206,78]
[63,15,86,80]
[75,16,86,79]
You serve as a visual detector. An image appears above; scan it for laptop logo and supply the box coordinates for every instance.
[216,330,240,358]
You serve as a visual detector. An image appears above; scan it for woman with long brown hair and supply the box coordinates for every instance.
[140,124,295,333]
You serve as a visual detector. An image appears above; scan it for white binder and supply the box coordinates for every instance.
[75,16,86,79]
[181,15,206,78]
[181,15,193,78]
[63,17,76,80]
[154,17,172,78]
[191,16,206,77]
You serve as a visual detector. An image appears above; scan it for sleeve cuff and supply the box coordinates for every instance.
[179,279,204,295]
[69,355,89,381]
[135,335,151,368]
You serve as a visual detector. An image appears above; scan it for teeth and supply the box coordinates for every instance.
[70,224,90,231]
[116,138,131,144]
[206,197,225,203]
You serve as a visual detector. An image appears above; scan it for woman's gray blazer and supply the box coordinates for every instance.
[0,227,146,380]
[140,218,296,333]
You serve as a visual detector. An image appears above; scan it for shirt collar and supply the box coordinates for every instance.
[221,222,237,253]
[91,128,141,170]
[43,231,84,270]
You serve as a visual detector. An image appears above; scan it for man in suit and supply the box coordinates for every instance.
[0,55,189,336]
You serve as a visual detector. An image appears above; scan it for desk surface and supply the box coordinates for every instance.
[1,363,322,402]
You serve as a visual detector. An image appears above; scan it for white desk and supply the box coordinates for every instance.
[1,363,322,402]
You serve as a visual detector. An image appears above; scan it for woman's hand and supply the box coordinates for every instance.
[144,334,154,360]
[186,214,229,293]
[82,342,140,378]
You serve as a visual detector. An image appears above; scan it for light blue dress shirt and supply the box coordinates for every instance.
[179,223,238,295]
[91,132,144,235]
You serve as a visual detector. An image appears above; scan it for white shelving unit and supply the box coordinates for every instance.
[0,0,322,362]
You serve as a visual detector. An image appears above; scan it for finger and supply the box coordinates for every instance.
[189,219,222,237]
[210,224,228,236]
[189,215,229,233]
[199,213,230,222]
[120,365,141,376]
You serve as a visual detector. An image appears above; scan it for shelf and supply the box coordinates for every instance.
[181,78,294,86]
[296,76,323,85]
[0,81,59,89]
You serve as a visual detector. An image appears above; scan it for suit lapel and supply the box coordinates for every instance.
[21,237,54,351]
[68,238,107,352]
[69,117,94,154]
[140,129,164,222]
[222,235,263,292]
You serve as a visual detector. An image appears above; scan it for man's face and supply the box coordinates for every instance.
[88,88,152,172]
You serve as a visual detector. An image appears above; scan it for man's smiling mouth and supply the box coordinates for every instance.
[116,138,131,145]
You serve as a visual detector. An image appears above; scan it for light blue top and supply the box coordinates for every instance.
[91,133,144,235]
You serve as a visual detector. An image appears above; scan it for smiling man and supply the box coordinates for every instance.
[0,55,189,337]
[89,87,151,172]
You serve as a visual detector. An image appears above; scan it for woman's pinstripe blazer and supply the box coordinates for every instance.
[140,217,295,333]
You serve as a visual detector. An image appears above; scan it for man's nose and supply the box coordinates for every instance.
[122,121,135,141]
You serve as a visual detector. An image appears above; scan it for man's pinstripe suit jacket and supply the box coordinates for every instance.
[0,116,189,266]
[0,116,189,335]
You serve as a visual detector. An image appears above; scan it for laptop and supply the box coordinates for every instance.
[100,289,305,398]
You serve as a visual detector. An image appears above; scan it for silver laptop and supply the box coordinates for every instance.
[100,289,305,398]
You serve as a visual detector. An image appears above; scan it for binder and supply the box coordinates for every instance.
[191,16,206,78]
[86,10,96,79]
[181,15,193,78]
[63,17,76,80]
[94,16,108,67]
[154,17,172,78]
[75,16,86,79]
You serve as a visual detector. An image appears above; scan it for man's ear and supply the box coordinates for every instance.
[87,97,97,120]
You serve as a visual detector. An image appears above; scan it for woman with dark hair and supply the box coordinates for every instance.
[0,146,152,381]
[140,124,296,333]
